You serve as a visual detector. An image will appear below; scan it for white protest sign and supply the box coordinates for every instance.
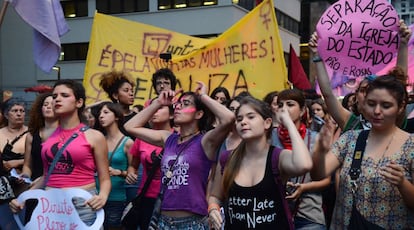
[14,188,104,230]
[316,0,400,77]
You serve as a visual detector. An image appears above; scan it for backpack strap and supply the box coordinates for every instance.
[271,146,295,230]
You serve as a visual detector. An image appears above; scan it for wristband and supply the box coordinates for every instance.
[118,170,126,177]
[208,203,221,214]
[312,56,322,63]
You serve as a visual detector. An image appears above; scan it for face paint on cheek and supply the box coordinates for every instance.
[180,107,197,113]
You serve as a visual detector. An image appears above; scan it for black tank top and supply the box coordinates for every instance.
[30,131,43,180]
[224,148,290,230]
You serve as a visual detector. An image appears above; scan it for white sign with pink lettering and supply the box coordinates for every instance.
[14,188,104,230]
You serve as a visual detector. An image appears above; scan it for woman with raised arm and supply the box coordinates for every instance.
[272,89,330,230]
[125,100,173,230]
[208,96,313,230]
[311,68,414,229]
[124,81,235,229]
[309,20,412,132]
[10,80,111,227]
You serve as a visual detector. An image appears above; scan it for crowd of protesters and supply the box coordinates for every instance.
[0,21,413,230]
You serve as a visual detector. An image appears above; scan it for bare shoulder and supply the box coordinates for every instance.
[125,138,134,147]
[0,127,6,135]
[84,128,105,145]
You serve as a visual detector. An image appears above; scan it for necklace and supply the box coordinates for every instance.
[165,135,197,179]
[367,129,396,161]
[179,130,200,142]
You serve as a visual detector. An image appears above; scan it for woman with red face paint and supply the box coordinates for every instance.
[124,81,235,229]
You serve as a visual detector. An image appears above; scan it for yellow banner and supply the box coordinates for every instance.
[83,0,287,106]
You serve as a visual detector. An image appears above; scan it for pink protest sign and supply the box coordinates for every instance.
[14,188,104,230]
[316,0,400,77]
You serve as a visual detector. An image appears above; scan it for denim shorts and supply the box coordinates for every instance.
[294,216,326,230]
[158,214,209,230]
[72,189,98,227]
[103,200,126,228]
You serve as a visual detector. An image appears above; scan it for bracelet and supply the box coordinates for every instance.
[118,170,126,177]
[208,203,221,214]
[312,56,322,63]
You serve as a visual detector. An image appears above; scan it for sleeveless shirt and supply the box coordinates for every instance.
[161,133,214,216]
[30,131,43,180]
[224,148,289,230]
[41,124,96,188]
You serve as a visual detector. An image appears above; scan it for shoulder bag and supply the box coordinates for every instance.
[121,149,163,230]
[348,130,384,230]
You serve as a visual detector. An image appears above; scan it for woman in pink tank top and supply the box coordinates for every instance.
[10,80,111,227]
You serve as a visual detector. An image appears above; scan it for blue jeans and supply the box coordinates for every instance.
[103,200,126,229]
[0,202,19,230]
[295,216,326,230]
[158,214,209,230]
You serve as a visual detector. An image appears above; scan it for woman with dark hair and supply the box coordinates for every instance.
[125,81,235,229]
[10,80,111,227]
[21,93,58,181]
[96,102,133,229]
[341,92,356,113]
[210,87,231,106]
[125,100,174,230]
[99,70,136,123]
[312,67,414,229]
[263,91,279,129]
[208,96,312,229]
[271,89,329,230]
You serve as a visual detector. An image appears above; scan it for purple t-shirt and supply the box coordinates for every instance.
[161,133,214,216]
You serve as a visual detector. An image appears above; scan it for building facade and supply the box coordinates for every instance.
[0,0,302,102]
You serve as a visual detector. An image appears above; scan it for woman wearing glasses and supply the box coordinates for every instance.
[125,81,235,229]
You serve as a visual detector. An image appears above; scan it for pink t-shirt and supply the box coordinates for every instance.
[41,124,96,188]
[130,138,162,198]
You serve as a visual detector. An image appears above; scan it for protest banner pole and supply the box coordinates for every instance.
[0,1,9,28]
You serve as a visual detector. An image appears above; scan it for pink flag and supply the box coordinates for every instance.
[7,0,69,72]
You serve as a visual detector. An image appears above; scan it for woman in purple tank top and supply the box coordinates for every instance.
[125,81,235,229]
